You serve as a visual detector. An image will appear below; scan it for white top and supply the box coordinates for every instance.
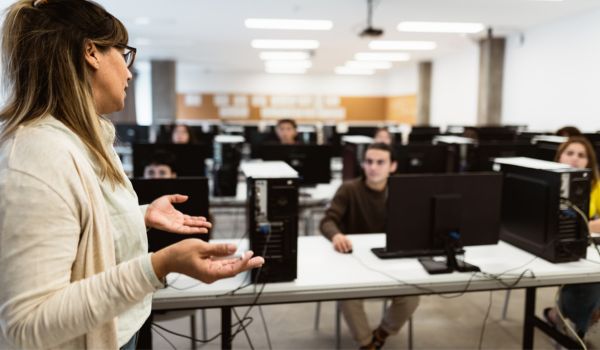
[241,161,299,179]
[341,135,374,144]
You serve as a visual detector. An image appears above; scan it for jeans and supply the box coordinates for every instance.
[120,332,139,350]
[559,283,600,336]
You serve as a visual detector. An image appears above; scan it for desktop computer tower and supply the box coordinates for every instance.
[342,135,374,180]
[494,157,590,262]
[213,135,244,197]
[242,162,299,283]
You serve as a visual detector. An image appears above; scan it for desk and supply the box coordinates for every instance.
[153,234,600,349]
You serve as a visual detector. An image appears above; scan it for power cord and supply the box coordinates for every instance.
[554,286,588,350]
[477,291,494,350]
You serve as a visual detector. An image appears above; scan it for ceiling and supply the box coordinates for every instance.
[4,0,600,74]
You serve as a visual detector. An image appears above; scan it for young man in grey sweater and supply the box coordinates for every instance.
[320,143,419,350]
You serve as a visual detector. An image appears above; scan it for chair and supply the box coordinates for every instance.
[314,300,413,349]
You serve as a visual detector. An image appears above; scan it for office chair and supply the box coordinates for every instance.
[313,300,413,349]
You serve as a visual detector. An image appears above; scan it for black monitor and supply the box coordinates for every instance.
[583,133,600,144]
[132,143,210,178]
[408,126,441,144]
[476,126,518,142]
[131,178,210,252]
[252,144,333,185]
[465,142,539,171]
[244,126,276,145]
[394,144,449,174]
[115,124,150,145]
[347,126,379,137]
[372,173,503,274]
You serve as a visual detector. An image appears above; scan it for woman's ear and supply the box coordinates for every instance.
[83,41,100,70]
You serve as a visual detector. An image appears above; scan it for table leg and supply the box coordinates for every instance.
[222,306,232,350]
[523,287,536,349]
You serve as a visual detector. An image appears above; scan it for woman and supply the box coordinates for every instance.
[373,127,394,145]
[0,1,263,349]
[545,136,600,343]
[171,124,196,144]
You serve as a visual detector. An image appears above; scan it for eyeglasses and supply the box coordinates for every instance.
[115,44,137,68]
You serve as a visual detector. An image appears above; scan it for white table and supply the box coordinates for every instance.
[152,234,600,349]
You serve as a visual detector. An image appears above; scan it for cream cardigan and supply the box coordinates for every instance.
[0,116,163,349]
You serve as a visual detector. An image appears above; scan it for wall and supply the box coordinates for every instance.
[430,44,480,129]
[503,8,600,132]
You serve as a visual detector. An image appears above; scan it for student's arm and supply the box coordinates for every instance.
[320,184,353,252]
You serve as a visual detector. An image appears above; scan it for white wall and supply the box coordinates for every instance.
[503,8,600,132]
[430,44,480,129]
[386,65,418,96]
[177,65,396,96]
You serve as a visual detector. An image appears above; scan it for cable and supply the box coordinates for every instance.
[561,198,600,260]
[233,308,255,350]
[151,317,254,345]
[151,325,178,350]
[477,291,494,350]
[554,286,588,350]
[258,305,273,350]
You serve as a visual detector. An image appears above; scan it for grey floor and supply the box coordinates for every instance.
[150,208,560,350]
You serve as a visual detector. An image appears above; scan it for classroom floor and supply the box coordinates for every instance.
[150,206,562,350]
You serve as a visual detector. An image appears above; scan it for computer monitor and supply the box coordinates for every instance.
[347,126,379,137]
[115,124,150,145]
[476,126,518,142]
[372,172,503,274]
[408,126,441,144]
[394,144,449,174]
[131,178,210,252]
[251,144,333,185]
[583,133,600,144]
[465,142,539,171]
[132,143,210,178]
[244,125,276,146]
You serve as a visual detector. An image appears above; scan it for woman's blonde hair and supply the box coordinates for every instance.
[0,0,129,185]
[555,136,600,188]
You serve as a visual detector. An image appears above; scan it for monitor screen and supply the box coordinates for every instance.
[131,178,210,252]
[394,144,449,174]
[407,126,441,144]
[132,143,210,178]
[373,172,502,273]
[466,142,539,171]
[115,124,150,145]
[252,144,333,185]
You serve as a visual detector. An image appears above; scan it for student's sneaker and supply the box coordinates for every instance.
[371,326,389,350]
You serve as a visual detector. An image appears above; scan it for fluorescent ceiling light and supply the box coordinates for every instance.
[369,40,436,50]
[397,21,485,33]
[245,18,333,30]
[335,67,375,75]
[265,60,313,69]
[259,51,310,60]
[355,52,410,62]
[265,67,307,74]
[345,61,392,70]
[251,39,320,49]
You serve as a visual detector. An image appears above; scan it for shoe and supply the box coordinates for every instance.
[371,327,389,350]
[543,307,559,329]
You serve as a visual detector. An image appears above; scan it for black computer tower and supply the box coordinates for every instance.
[213,136,243,197]
[494,158,590,262]
[243,162,299,283]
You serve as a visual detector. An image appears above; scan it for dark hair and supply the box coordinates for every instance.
[276,119,297,129]
[374,127,394,143]
[556,126,582,137]
[147,150,177,171]
[364,142,396,162]
[555,136,599,188]
[170,124,197,144]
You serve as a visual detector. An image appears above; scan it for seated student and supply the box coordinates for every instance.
[171,124,197,144]
[545,136,600,346]
[275,118,301,145]
[143,151,177,179]
[373,127,394,145]
[556,125,582,138]
[320,143,419,350]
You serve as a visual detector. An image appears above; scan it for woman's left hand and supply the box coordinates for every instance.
[145,194,211,234]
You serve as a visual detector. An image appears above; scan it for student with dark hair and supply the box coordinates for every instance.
[171,124,197,144]
[143,151,177,179]
[373,127,394,145]
[0,1,263,348]
[320,143,418,350]
[556,125,582,137]
[275,118,300,145]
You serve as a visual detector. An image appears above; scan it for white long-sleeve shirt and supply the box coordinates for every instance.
[0,116,163,349]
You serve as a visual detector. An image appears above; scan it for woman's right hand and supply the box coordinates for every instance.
[151,239,264,283]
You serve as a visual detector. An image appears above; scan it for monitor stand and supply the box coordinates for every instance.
[418,237,480,275]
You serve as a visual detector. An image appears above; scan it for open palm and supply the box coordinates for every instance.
[145,194,211,234]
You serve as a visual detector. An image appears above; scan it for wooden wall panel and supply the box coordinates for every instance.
[386,95,417,124]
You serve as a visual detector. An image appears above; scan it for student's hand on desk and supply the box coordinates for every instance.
[332,233,353,253]
[145,194,212,234]
[151,239,265,282]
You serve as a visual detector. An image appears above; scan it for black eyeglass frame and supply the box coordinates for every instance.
[115,44,137,68]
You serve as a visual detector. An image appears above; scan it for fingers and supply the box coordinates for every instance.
[184,215,212,228]
[203,242,237,257]
[168,194,189,204]
[333,237,352,253]
[207,251,265,281]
